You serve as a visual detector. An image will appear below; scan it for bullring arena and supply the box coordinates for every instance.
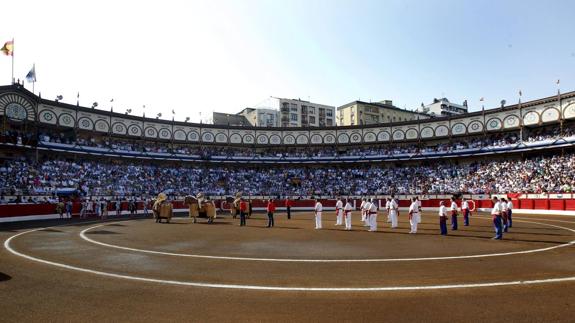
[1,83,575,322]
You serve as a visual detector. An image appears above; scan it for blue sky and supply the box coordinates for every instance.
[1,0,574,120]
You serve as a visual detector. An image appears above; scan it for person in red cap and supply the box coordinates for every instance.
[266,199,276,228]
[285,197,293,220]
[239,198,247,226]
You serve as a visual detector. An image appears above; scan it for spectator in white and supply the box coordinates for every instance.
[409,197,421,234]
[450,197,458,231]
[360,198,367,223]
[335,197,343,226]
[461,197,470,226]
[368,198,378,232]
[389,196,399,229]
[501,198,509,233]
[385,198,391,223]
[363,198,372,227]
[314,198,323,230]
[491,197,503,240]
[344,198,353,231]
[438,201,448,235]
[80,199,87,218]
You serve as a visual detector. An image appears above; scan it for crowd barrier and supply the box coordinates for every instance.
[2,194,575,222]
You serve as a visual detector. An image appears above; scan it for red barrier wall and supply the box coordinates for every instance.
[549,199,565,211]
[520,200,534,209]
[533,199,549,210]
[565,200,575,211]
[3,198,575,220]
[479,200,493,209]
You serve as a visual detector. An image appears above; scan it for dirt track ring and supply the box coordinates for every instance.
[79,218,575,262]
[4,216,575,292]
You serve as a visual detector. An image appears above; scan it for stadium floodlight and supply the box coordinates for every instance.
[92,102,98,109]
[55,95,63,102]
[500,99,506,108]
[125,109,132,115]
[185,117,190,122]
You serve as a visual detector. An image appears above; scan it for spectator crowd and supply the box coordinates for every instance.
[34,123,574,159]
[1,154,574,201]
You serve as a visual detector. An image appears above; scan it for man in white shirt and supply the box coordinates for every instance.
[450,197,458,231]
[344,198,353,231]
[501,198,509,233]
[438,201,448,235]
[335,197,343,226]
[491,196,503,240]
[86,198,93,216]
[385,198,391,223]
[389,197,399,229]
[368,198,378,232]
[461,197,470,226]
[359,198,367,223]
[362,198,371,227]
[507,199,514,228]
[314,198,323,230]
[409,197,421,233]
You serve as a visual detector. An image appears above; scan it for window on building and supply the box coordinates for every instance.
[290,103,298,112]
[326,119,333,126]
[326,110,333,117]
[309,107,315,114]
[309,116,316,124]
[290,114,298,121]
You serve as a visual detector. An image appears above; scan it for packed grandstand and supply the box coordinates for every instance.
[1,83,575,204]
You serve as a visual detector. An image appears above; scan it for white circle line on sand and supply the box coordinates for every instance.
[78,217,575,263]
[4,227,575,292]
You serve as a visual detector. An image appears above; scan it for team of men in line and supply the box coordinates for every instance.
[314,195,513,239]
[56,198,151,220]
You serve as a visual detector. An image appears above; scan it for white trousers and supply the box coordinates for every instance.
[387,210,391,222]
[410,213,421,233]
[390,210,398,228]
[336,210,343,225]
[369,213,378,231]
[315,213,322,229]
[361,211,366,222]
[345,213,352,230]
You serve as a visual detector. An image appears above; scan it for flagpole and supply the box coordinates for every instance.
[32,63,35,93]
[11,38,14,84]
[558,80,563,137]
[518,91,523,143]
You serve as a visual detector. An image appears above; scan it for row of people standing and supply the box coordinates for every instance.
[55,198,151,219]
[235,198,278,228]
[490,197,513,239]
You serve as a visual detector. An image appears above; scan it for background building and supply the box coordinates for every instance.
[275,98,335,127]
[337,100,430,126]
[237,107,279,127]
[419,98,468,117]
[212,112,251,126]
[212,97,335,128]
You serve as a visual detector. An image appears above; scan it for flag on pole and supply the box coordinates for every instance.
[25,64,36,83]
[519,90,522,97]
[172,109,175,115]
[556,79,560,85]
[1,40,13,56]
[479,97,484,101]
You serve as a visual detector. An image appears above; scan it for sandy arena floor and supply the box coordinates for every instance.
[1,211,574,322]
